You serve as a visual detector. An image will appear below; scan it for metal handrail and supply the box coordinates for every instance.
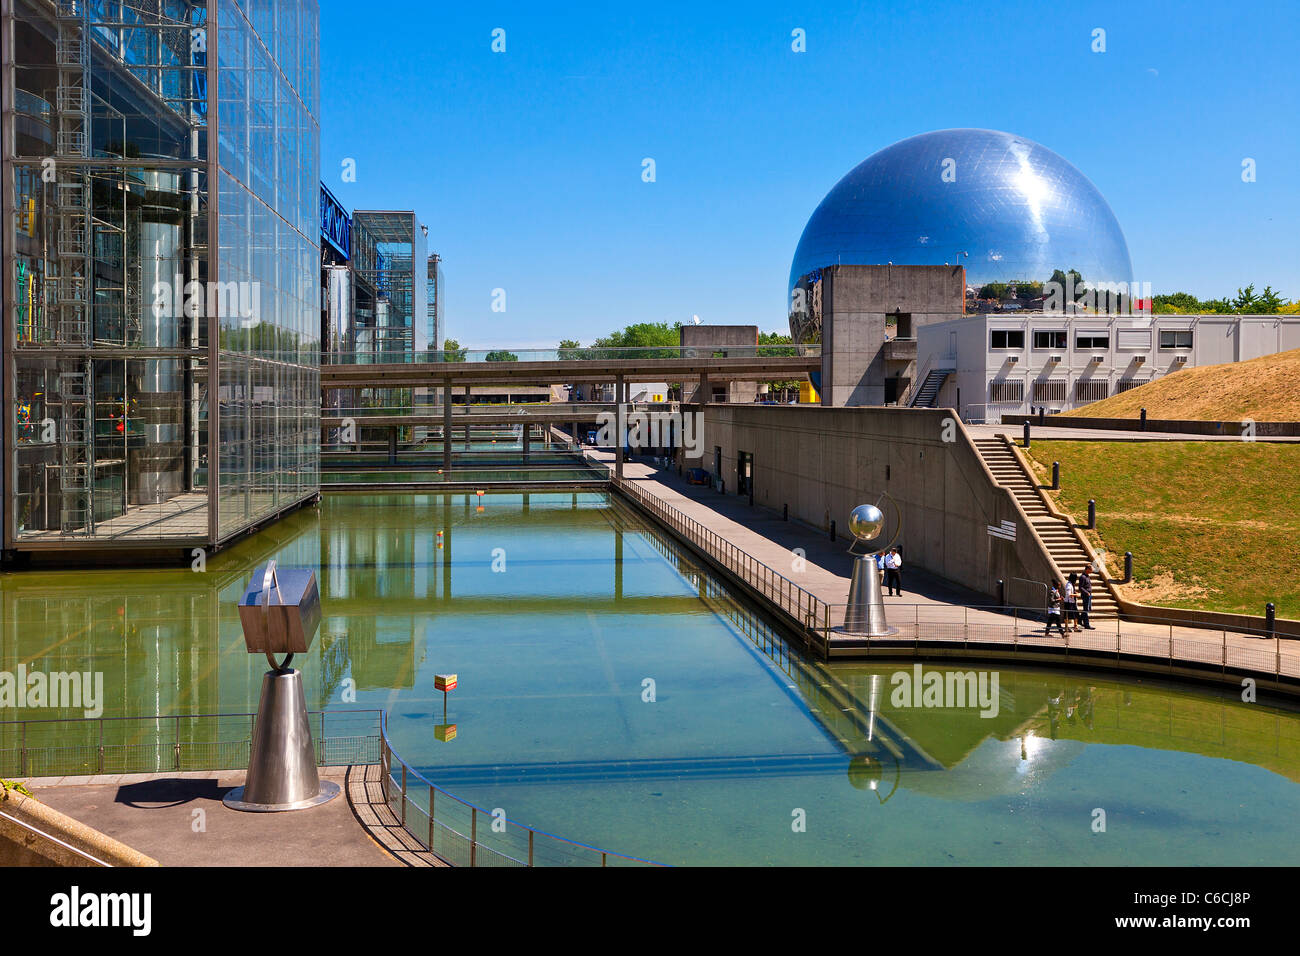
[377,713,667,867]
[610,473,833,654]
[0,807,112,866]
[809,604,1296,679]
[324,345,822,365]
[0,709,384,779]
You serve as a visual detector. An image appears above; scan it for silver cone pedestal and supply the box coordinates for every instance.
[223,668,340,812]
[842,554,898,637]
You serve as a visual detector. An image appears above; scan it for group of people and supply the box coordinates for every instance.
[1045,567,1095,635]
[875,547,903,596]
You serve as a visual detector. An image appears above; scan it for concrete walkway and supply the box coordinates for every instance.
[603,452,1300,682]
[28,767,402,866]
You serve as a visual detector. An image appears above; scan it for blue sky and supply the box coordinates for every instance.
[319,0,1299,348]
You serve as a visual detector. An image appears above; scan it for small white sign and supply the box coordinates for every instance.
[988,520,1017,542]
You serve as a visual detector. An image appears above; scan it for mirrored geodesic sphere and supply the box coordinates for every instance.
[849,504,884,542]
[788,128,1134,341]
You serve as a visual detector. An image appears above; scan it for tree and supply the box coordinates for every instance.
[441,338,467,362]
[758,330,799,396]
[557,338,582,360]
[592,321,681,356]
[484,349,518,362]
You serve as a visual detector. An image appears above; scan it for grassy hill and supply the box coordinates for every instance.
[1064,347,1300,421]
[1024,441,1300,616]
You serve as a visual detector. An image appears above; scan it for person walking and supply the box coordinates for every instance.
[1064,573,1079,632]
[1045,582,1066,637]
[1078,566,1094,629]
[884,547,903,597]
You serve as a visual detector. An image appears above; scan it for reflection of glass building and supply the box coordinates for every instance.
[789,129,1134,339]
[2,1,320,553]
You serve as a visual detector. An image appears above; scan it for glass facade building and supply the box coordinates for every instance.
[349,211,426,363]
[1,0,320,552]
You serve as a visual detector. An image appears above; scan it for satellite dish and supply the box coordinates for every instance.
[692,314,701,325]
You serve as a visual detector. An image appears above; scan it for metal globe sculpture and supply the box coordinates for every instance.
[849,504,885,543]
[788,128,1134,342]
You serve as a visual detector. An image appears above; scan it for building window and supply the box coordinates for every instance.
[989,380,1025,403]
[990,330,1024,349]
[1075,333,1110,350]
[1116,379,1149,393]
[1159,330,1193,350]
[1032,379,1067,403]
[1075,380,1109,403]
[1032,330,1067,350]
[1117,329,1152,350]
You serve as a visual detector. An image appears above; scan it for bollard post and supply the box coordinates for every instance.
[1051,461,1060,489]
[1038,406,1045,426]
[1265,602,1276,640]
[1140,407,1147,431]
[1023,421,1031,448]
[997,579,1005,608]
[1087,499,1096,530]
[1124,551,1133,583]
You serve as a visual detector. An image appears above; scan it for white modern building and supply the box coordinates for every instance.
[914,314,1300,422]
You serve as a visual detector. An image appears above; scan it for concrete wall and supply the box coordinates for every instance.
[680,325,760,403]
[0,790,158,867]
[689,404,1057,600]
[820,265,965,407]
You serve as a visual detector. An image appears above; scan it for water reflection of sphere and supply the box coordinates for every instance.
[849,504,884,542]
[847,755,883,791]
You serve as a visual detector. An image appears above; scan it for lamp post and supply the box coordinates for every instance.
[223,561,340,812]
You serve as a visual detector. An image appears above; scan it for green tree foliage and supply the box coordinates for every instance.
[592,321,681,351]
[440,338,467,362]
[758,330,799,393]
[1152,286,1291,314]
[484,349,519,362]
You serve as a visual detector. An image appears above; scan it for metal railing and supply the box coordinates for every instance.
[607,474,1297,681]
[378,714,666,867]
[812,603,1299,680]
[324,345,821,365]
[0,709,383,779]
[322,402,679,420]
[611,474,833,655]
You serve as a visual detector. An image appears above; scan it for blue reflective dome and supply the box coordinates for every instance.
[789,128,1132,310]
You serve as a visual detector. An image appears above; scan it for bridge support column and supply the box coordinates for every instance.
[443,381,453,469]
[698,371,710,405]
[615,374,626,478]
[522,424,530,462]
[388,427,397,465]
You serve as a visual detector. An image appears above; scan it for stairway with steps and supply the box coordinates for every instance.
[909,368,951,408]
[972,437,1119,619]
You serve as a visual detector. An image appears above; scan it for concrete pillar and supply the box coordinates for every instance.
[615,374,626,478]
[522,423,530,462]
[388,427,397,465]
[699,371,710,405]
[443,380,452,468]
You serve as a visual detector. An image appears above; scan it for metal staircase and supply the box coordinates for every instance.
[58,370,94,535]
[54,1,92,347]
[909,367,951,408]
